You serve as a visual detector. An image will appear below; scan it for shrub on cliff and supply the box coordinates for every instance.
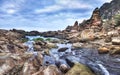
[114,14,120,26]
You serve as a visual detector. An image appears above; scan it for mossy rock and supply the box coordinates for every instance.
[65,63,95,75]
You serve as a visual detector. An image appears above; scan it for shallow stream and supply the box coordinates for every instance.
[25,36,120,75]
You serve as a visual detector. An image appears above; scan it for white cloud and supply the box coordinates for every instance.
[34,0,93,14]
[6,9,16,14]
[0,0,26,14]
[35,5,63,14]
[1,3,17,14]
[56,0,93,9]
[97,0,112,3]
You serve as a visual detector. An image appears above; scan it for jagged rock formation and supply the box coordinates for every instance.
[66,21,80,32]
[90,8,102,27]
[65,7,102,32]
[80,8,102,29]
[100,0,120,19]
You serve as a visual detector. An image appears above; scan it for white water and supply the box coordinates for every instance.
[98,64,110,75]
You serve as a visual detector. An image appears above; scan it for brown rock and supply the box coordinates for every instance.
[80,29,95,42]
[98,47,109,54]
[110,46,120,54]
[112,37,120,45]
[60,64,69,73]
[34,45,41,51]
[43,65,62,75]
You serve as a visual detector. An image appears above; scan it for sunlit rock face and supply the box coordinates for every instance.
[90,8,102,27]
[100,0,120,19]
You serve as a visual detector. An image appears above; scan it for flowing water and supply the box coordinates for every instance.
[25,36,120,75]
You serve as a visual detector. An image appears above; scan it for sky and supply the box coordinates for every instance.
[0,0,112,32]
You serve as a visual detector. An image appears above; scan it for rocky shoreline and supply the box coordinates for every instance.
[0,0,120,75]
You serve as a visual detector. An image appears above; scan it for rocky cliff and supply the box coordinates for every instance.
[65,7,102,32]
[100,0,120,19]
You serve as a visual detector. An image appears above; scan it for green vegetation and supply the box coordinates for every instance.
[114,14,120,26]
[33,37,52,42]
[45,38,52,41]
[33,37,44,42]
[21,38,29,43]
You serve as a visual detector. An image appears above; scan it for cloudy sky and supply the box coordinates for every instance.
[0,0,112,31]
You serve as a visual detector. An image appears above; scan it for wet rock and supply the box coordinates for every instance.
[46,42,58,49]
[112,37,120,45]
[98,47,109,54]
[72,43,83,48]
[34,45,41,51]
[35,41,46,46]
[60,64,70,73]
[58,47,69,52]
[65,63,95,75]
[44,49,50,55]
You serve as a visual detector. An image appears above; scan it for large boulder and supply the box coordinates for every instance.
[0,52,34,75]
[65,63,95,75]
[80,29,95,42]
[58,47,69,52]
